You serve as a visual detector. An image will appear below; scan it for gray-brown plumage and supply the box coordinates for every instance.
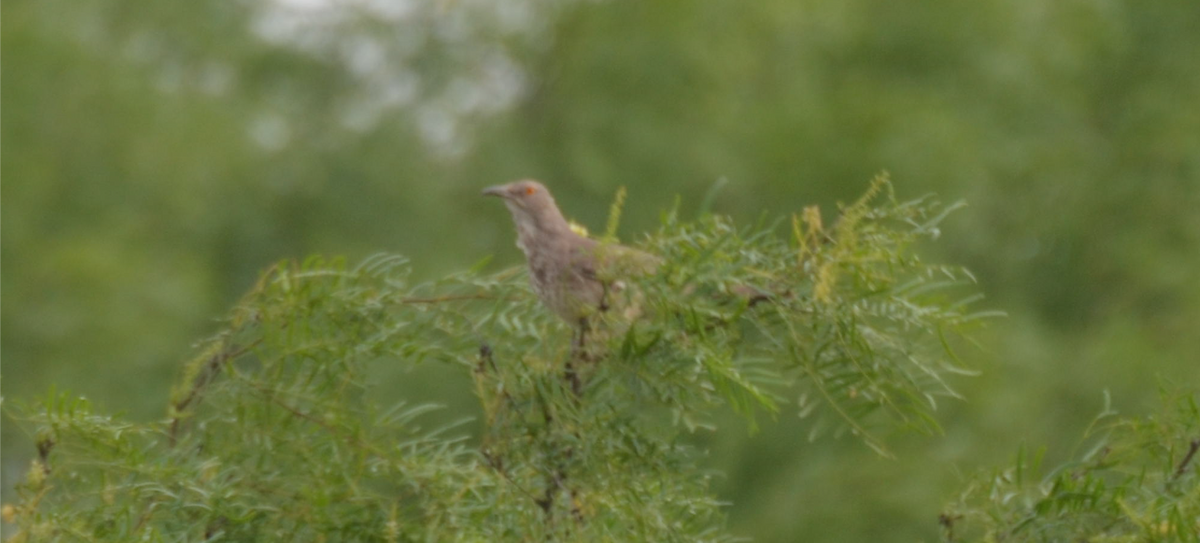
[482,180,659,326]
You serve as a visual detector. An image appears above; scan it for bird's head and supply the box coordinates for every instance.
[482,179,567,231]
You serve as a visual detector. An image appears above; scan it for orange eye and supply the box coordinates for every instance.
[525,186,536,195]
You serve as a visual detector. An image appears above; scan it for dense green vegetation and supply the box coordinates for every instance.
[945,391,1199,542]
[5,187,992,540]
[3,0,1198,540]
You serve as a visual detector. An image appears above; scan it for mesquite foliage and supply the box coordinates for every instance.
[7,178,988,541]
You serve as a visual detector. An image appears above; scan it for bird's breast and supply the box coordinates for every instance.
[523,244,604,321]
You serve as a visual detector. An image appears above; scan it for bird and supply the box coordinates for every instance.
[482,180,660,335]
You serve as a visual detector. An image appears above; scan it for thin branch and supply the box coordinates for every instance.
[938,513,960,542]
[35,436,54,476]
[399,294,518,304]
[536,466,567,517]
[481,449,543,508]
[1174,438,1200,480]
[243,379,376,452]
[564,319,588,397]
[168,338,262,447]
[131,497,162,534]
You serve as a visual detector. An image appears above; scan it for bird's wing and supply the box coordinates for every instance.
[571,238,661,282]
[591,242,661,279]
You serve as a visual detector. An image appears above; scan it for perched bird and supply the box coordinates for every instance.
[482,180,660,330]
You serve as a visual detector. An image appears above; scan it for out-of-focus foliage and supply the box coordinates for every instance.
[942,391,1200,542]
[4,0,1198,540]
[5,189,979,540]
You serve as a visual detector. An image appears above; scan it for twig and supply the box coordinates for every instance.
[536,445,582,528]
[938,513,960,542]
[243,379,374,451]
[131,498,161,533]
[563,360,582,397]
[1174,438,1200,480]
[399,294,518,304]
[477,342,497,373]
[35,436,54,476]
[482,449,543,507]
[536,466,567,516]
[569,488,583,524]
[564,319,589,396]
[168,338,262,447]
[475,342,581,526]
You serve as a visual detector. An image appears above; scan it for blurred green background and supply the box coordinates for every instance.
[3,0,1198,540]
